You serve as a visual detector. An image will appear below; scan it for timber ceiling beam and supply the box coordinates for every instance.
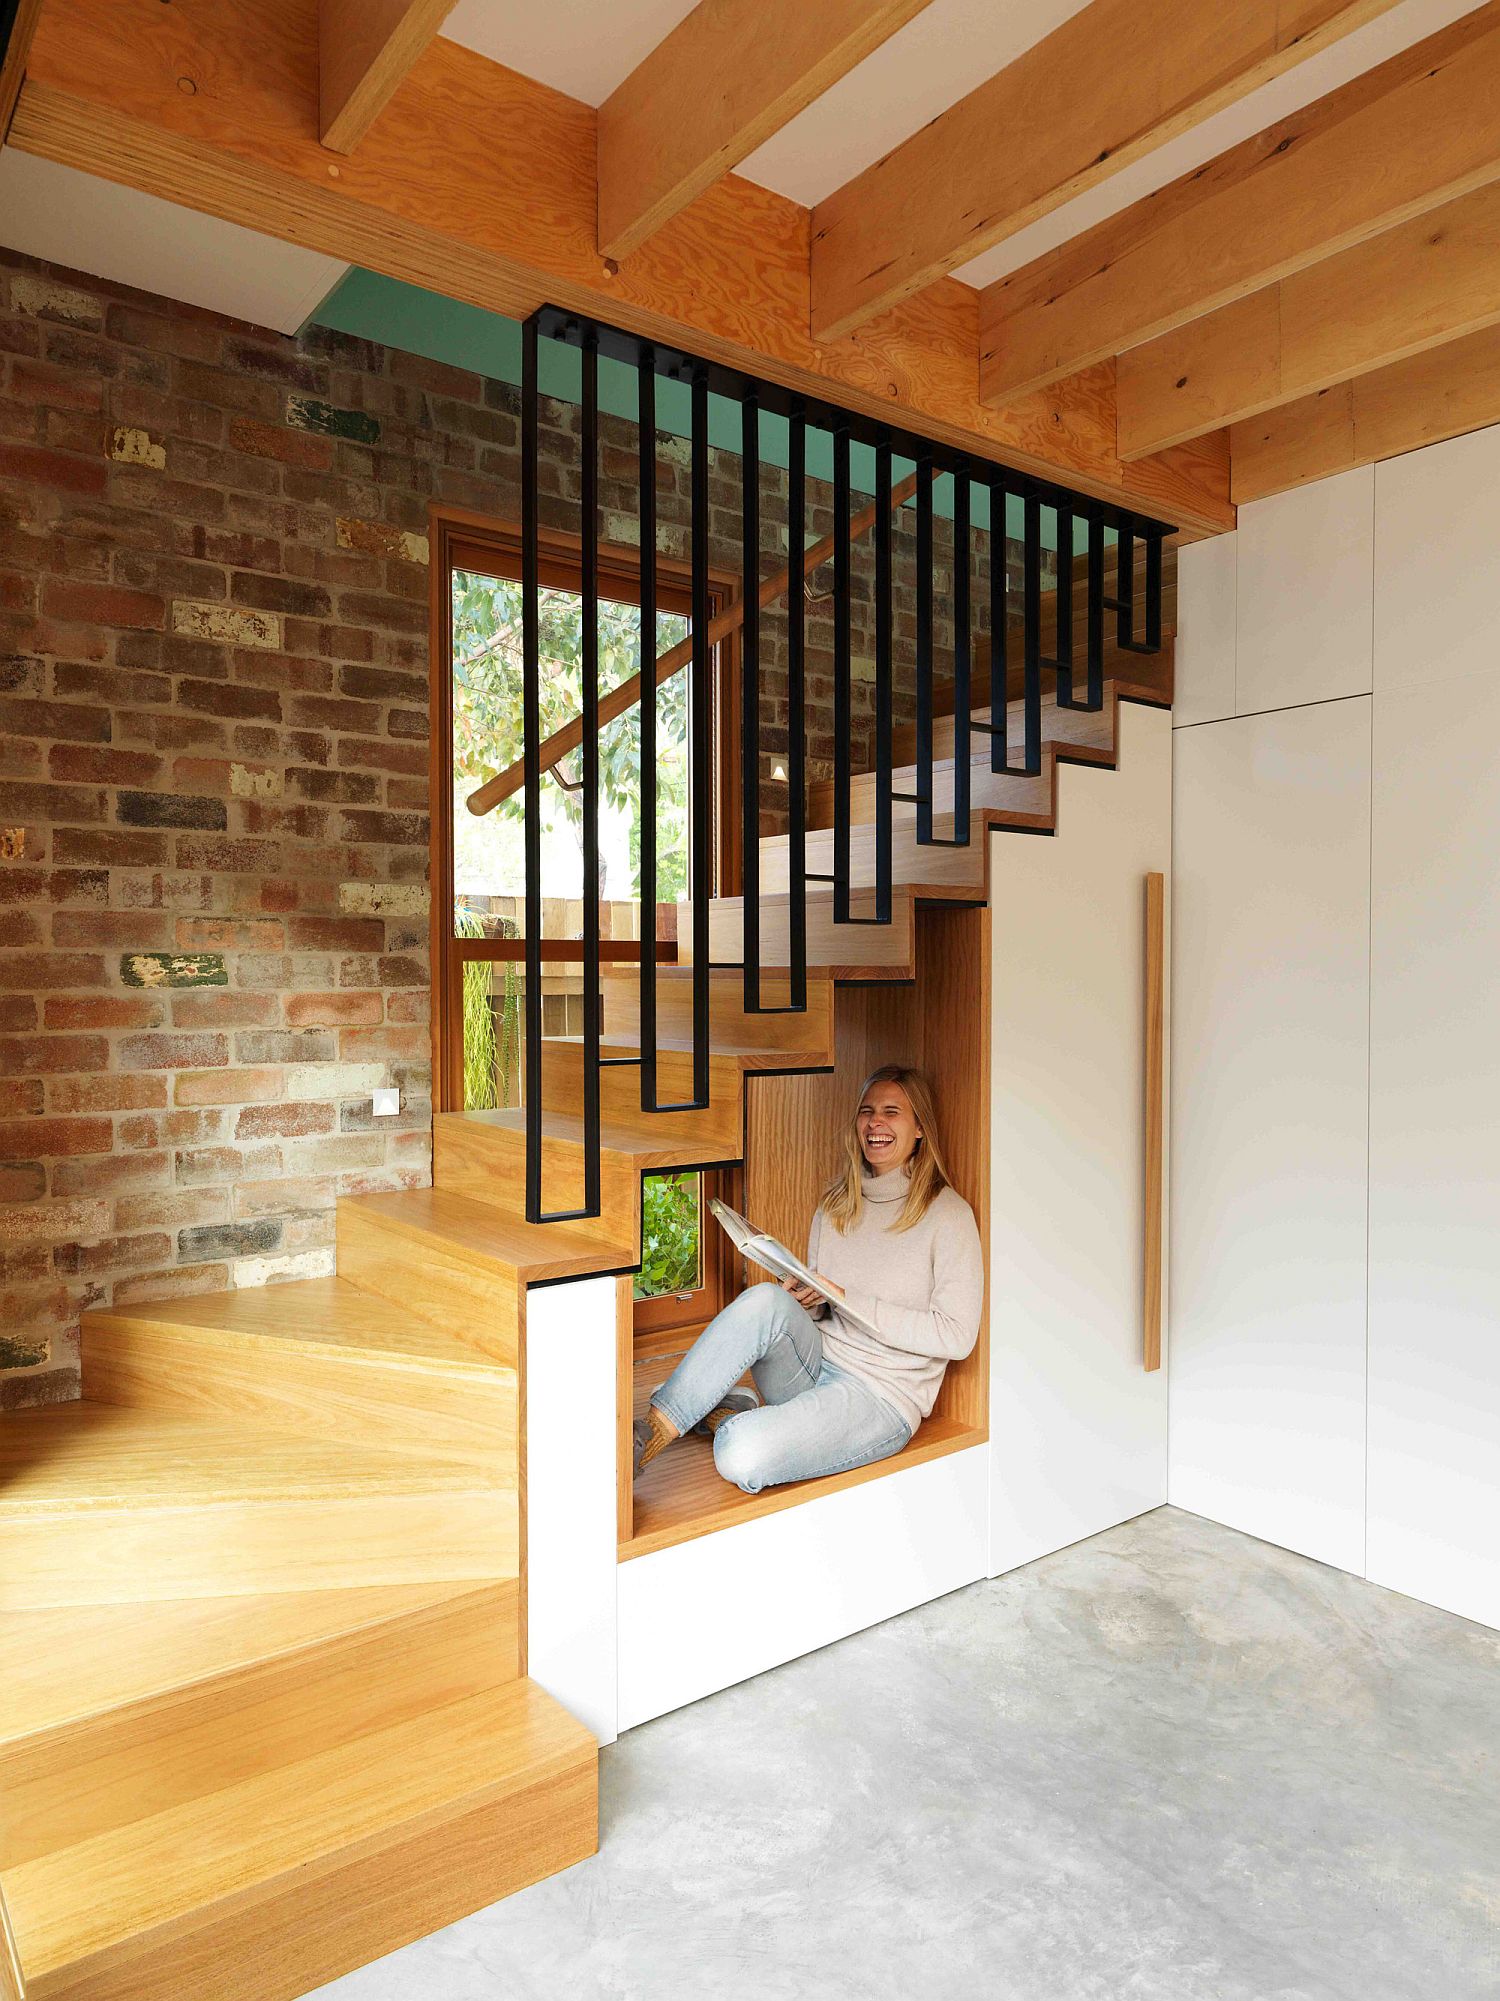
[318,0,458,154]
[808,0,1403,345]
[0,0,45,141]
[980,2,1500,408]
[1231,322,1500,505]
[598,0,933,263]
[10,0,1232,534]
[1117,179,1500,460]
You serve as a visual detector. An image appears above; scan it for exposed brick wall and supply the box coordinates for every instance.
[0,249,1023,1409]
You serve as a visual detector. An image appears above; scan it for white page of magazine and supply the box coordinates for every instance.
[708,1198,883,1340]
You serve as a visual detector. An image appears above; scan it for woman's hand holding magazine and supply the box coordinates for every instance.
[709,1199,873,1336]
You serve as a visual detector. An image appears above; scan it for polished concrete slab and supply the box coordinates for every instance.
[313,1506,1500,2001]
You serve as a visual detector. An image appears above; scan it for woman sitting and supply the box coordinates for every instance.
[633,1064,983,1495]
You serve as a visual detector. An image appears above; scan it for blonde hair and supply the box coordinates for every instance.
[821,1064,952,1235]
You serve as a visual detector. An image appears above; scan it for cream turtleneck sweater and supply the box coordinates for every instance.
[805,1166,984,1435]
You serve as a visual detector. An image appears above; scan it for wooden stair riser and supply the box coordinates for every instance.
[7,1684,596,2001]
[1,1583,521,1871]
[336,1203,522,1362]
[1,1892,21,2001]
[0,1490,517,1610]
[537,1039,745,1148]
[805,704,1116,830]
[433,1113,641,1242]
[598,968,837,1056]
[81,1315,517,1475]
[705,887,918,976]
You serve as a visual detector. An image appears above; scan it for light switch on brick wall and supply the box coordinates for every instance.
[372,1088,400,1117]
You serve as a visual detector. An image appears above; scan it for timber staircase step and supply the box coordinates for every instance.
[82,1277,515,1469]
[0,1404,516,1609]
[0,1583,515,1762]
[0,1582,520,1870]
[2,1676,596,2001]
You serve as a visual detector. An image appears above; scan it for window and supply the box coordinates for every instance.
[430,511,740,1335]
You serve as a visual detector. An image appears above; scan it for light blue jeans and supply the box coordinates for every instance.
[651,1282,912,1495]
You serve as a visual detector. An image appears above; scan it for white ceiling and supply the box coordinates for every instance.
[442,0,1481,292]
[0,150,348,334]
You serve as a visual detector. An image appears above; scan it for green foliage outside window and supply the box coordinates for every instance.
[455,905,521,1110]
[451,570,690,902]
[635,1171,702,1299]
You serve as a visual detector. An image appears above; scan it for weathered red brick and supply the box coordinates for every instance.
[118,1030,228,1070]
[234,1101,334,1139]
[43,995,164,1032]
[284,991,382,1027]
[54,1231,173,1276]
[0,442,107,496]
[174,1067,284,1107]
[52,911,172,950]
[47,1074,168,1113]
[0,1032,109,1075]
[0,1115,112,1156]
[43,579,165,629]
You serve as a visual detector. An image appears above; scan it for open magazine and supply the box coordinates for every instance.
[709,1198,883,1340]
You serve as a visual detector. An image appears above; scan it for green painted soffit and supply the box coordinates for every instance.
[312,268,1080,550]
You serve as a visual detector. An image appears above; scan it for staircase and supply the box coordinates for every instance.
[0,662,1165,1998]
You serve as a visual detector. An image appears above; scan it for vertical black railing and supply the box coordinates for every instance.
[509,308,1173,1226]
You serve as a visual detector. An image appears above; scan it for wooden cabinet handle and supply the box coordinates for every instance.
[1143,872,1165,1372]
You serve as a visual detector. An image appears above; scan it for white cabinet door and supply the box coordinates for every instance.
[987,700,1172,1576]
[1170,698,1371,1574]
[1368,439,1500,1629]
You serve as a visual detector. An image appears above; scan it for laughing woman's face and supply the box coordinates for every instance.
[857,1081,922,1175]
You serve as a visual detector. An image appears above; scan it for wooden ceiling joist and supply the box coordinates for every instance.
[808,0,1403,346]
[598,0,933,263]
[1231,322,1500,505]
[318,0,458,154]
[979,2,1500,409]
[1117,179,1500,460]
[9,0,1232,535]
[0,0,45,141]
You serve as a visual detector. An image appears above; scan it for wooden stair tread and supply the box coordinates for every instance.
[83,1276,506,1374]
[5,1677,595,1983]
[340,1185,631,1276]
[627,1408,985,1558]
[0,1403,500,1512]
[545,1030,829,1069]
[0,1584,502,1750]
[459,1104,737,1166]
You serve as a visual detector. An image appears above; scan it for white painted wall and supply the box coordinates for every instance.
[1171,699,1370,1574]
[987,699,1172,1575]
[617,1445,988,1729]
[525,1276,620,1744]
[1170,421,1500,1632]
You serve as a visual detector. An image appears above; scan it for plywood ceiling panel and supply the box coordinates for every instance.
[442,0,1478,294]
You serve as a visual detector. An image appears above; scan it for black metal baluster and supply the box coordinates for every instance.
[741,392,762,1012]
[1144,528,1163,654]
[521,314,545,1223]
[1084,512,1105,708]
[637,349,659,1115]
[913,458,935,842]
[1022,492,1043,775]
[785,407,809,1004]
[1051,505,1083,710]
[832,426,853,921]
[982,477,1009,771]
[921,467,971,847]
[687,364,711,1107]
[840,438,900,920]
[578,329,601,1215]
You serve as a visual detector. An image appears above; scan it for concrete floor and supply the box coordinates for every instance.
[314,1507,1500,2001]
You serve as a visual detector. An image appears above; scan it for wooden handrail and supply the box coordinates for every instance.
[464,468,929,817]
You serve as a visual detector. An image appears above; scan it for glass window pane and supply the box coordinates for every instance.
[451,569,691,941]
[635,1170,703,1300]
